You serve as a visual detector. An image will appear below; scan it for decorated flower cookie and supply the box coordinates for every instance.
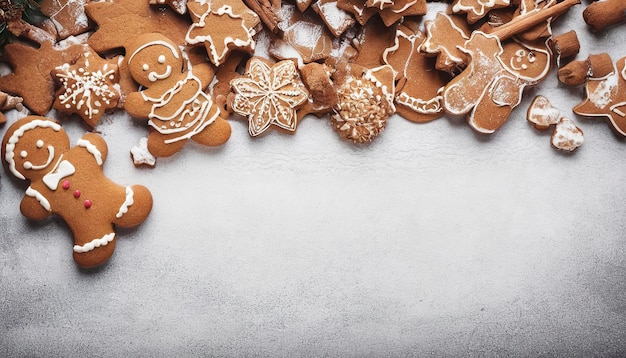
[2,116,153,268]
[230,57,309,136]
[125,33,231,160]
[52,46,122,127]
[330,64,395,143]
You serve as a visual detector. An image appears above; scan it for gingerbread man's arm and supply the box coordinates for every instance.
[20,188,53,220]
[191,62,215,89]
[76,132,108,166]
[125,92,154,119]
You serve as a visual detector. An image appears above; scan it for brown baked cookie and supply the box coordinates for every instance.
[52,46,121,127]
[311,0,356,38]
[230,57,309,136]
[125,33,231,159]
[2,116,153,268]
[337,0,378,25]
[574,56,626,136]
[330,64,395,143]
[0,41,85,115]
[149,0,189,15]
[40,0,91,40]
[378,0,427,27]
[421,12,472,73]
[351,15,397,69]
[85,0,191,54]
[383,23,448,123]
[450,0,511,24]
[186,0,261,66]
[297,62,337,120]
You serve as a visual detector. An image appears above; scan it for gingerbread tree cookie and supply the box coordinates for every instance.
[2,116,153,268]
[230,57,309,137]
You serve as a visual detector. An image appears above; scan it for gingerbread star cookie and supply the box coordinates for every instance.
[230,57,309,137]
[0,41,85,115]
[574,56,626,136]
[85,0,191,53]
[186,0,261,66]
[52,46,122,127]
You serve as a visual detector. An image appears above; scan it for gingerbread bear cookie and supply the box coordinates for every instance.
[125,33,231,159]
[2,116,153,268]
[230,57,309,137]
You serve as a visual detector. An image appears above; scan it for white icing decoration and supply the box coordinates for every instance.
[76,138,103,165]
[158,55,166,64]
[23,145,54,171]
[36,140,44,148]
[5,120,62,180]
[588,73,618,109]
[73,233,115,253]
[552,118,584,151]
[148,65,172,82]
[421,13,469,65]
[142,66,219,144]
[42,159,75,190]
[396,92,443,114]
[185,3,258,66]
[452,0,511,17]
[25,186,51,211]
[20,151,28,158]
[116,186,134,219]
[130,137,157,167]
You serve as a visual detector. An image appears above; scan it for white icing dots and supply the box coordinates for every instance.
[36,140,44,148]
[143,63,150,71]
[20,151,28,158]
[158,55,166,64]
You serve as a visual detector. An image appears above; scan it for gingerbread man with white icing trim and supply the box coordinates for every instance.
[2,116,153,268]
[125,33,231,159]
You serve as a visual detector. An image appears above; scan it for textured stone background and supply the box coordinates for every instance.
[1,3,625,357]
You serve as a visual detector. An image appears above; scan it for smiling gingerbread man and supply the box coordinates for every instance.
[2,116,153,268]
[125,33,231,159]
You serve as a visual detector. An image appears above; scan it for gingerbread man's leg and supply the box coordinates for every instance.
[147,129,187,157]
[112,185,153,228]
[191,117,232,147]
[71,224,117,268]
[468,75,522,133]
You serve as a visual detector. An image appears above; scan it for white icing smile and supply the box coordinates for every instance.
[148,65,172,82]
[23,145,55,171]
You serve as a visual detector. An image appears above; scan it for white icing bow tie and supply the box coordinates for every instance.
[43,160,76,190]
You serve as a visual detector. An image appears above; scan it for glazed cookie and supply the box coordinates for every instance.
[2,116,153,268]
[573,56,626,136]
[527,95,584,151]
[383,23,448,123]
[186,0,261,66]
[330,64,395,143]
[125,33,231,159]
[52,46,122,127]
[230,57,309,136]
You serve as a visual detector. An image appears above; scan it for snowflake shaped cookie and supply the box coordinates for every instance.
[230,58,309,137]
[52,48,121,127]
[186,0,260,66]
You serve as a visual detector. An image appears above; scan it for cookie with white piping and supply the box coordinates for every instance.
[1,116,153,268]
[125,33,231,159]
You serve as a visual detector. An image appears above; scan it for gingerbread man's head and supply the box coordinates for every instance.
[501,40,551,81]
[127,33,184,88]
[2,116,70,181]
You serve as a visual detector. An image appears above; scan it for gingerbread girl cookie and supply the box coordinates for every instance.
[2,116,153,268]
[125,33,231,159]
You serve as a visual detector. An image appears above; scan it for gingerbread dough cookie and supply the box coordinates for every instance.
[2,116,153,268]
[125,33,231,159]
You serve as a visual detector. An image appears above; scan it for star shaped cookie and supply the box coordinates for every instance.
[0,41,85,115]
[574,56,626,136]
[230,58,309,137]
[186,0,260,66]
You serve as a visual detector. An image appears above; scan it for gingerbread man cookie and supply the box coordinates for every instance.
[125,33,231,159]
[2,116,153,268]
